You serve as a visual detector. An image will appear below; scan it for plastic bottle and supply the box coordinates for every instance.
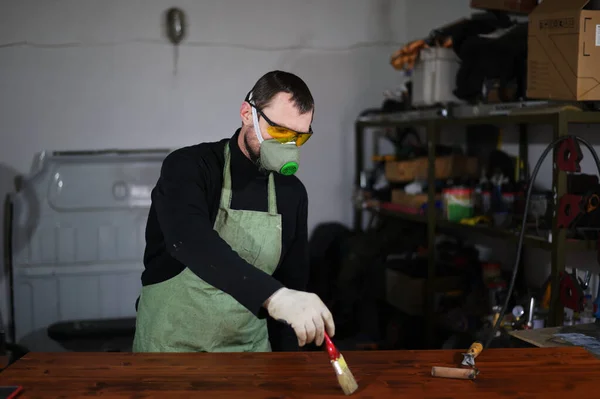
[594,280,600,319]
[580,293,595,324]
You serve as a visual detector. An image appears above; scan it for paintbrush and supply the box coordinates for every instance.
[323,332,358,395]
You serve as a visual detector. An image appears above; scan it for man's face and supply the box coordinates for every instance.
[241,92,313,163]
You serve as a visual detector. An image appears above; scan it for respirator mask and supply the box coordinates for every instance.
[246,91,313,176]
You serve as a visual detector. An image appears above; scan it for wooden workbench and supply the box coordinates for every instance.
[0,348,597,398]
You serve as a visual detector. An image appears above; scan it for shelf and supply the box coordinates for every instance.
[354,102,600,341]
[371,207,597,252]
[356,102,600,129]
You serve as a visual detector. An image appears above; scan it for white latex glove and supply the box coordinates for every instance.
[265,288,335,347]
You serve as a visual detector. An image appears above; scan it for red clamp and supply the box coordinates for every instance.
[556,138,583,172]
[557,194,584,229]
[559,271,584,312]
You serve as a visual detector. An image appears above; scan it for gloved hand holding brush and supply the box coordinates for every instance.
[265,288,335,347]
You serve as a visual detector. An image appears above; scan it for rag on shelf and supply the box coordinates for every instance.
[390,37,452,72]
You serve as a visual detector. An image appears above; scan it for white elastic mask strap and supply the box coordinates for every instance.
[251,107,264,144]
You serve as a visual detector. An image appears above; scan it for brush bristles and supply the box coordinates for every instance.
[331,355,359,395]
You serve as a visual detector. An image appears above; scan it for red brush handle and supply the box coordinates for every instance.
[323,332,340,361]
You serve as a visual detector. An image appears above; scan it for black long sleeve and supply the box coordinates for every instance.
[151,149,284,316]
[273,189,309,291]
[141,131,310,322]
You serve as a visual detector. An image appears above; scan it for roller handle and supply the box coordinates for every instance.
[466,342,483,359]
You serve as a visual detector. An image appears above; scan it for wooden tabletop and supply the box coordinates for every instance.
[0,347,597,398]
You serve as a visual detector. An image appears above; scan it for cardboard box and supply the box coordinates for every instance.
[527,0,600,100]
[385,155,478,183]
[471,0,538,14]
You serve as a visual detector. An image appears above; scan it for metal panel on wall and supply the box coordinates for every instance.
[8,149,170,348]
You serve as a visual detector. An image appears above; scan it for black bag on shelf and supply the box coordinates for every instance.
[451,14,528,103]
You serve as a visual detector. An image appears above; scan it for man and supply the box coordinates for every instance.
[133,71,335,353]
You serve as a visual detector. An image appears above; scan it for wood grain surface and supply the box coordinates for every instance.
[0,347,597,398]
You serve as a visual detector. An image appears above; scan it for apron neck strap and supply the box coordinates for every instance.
[267,173,277,214]
[222,142,278,214]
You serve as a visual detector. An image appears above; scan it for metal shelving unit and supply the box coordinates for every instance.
[372,209,597,252]
[354,102,600,347]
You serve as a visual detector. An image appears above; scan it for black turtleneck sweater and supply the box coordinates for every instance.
[141,129,309,351]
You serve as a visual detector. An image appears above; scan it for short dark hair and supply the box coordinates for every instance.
[249,70,314,114]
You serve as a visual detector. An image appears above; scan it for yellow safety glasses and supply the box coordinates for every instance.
[265,125,312,147]
[245,92,313,147]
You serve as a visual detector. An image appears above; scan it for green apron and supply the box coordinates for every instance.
[132,142,282,352]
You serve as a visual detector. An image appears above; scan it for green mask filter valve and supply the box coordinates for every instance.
[280,161,299,176]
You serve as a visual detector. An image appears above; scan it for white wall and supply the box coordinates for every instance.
[0,1,409,330]
[406,0,472,38]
